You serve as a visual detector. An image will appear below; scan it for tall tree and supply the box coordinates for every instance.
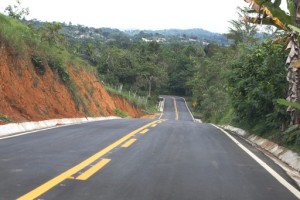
[4,0,29,20]
[226,8,258,47]
[39,22,65,46]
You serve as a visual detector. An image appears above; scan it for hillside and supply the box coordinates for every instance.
[124,28,228,45]
[0,14,144,123]
[26,20,229,45]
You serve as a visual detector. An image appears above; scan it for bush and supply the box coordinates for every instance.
[47,56,70,83]
[31,54,46,75]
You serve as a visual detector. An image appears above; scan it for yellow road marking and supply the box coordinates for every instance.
[140,129,149,134]
[121,138,137,148]
[173,98,179,120]
[76,159,111,181]
[151,124,157,127]
[17,119,162,200]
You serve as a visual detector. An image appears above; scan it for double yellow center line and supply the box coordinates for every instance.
[17,119,165,200]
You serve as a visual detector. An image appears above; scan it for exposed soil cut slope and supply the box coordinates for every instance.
[0,47,144,122]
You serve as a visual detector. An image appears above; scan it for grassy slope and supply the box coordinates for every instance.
[0,14,145,121]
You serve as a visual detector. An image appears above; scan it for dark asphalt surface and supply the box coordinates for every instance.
[0,96,299,199]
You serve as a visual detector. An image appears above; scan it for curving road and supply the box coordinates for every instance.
[0,96,299,199]
[160,96,194,121]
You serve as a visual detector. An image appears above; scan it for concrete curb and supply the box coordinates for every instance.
[194,119,203,123]
[158,98,164,112]
[0,116,120,138]
[221,125,300,172]
[158,97,165,119]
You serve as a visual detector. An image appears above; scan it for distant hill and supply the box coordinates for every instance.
[26,20,229,45]
[124,29,228,45]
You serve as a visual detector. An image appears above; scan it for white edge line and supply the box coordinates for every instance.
[0,118,118,140]
[181,97,195,122]
[210,124,300,199]
[0,126,67,140]
[158,97,165,120]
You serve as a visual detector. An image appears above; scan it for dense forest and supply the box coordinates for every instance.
[2,0,300,151]
[25,20,231,99]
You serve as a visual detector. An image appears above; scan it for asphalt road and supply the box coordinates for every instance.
[0,96,299,199]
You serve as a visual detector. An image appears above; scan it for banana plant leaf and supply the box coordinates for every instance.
[253,0,292,25]
[288,24,300,34]
[244,16,286,29]
[277,98,300,110]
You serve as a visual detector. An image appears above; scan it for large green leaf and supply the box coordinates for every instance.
[288,24,300,33]
[277,98,300,110]
[287,0,296,24]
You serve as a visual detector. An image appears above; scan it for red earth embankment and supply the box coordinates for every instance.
[0,47,144,122]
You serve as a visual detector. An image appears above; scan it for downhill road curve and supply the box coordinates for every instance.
[0,96,300,199]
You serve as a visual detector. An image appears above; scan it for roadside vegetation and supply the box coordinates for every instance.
[113,108,128,118]
[105,85,158,114]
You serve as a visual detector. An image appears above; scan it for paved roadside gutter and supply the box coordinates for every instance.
[220,125,300,186]
[0,116,120,138]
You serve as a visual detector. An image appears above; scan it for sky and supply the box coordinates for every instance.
[0,0,250,33]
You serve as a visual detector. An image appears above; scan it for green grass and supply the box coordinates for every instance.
[218,108,235,125]
[105,85,158,114]
[0,14,42,57]
[114,108,128,118]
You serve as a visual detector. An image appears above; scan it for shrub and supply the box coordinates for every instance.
[31,54,46,75]
[47,57,70,83]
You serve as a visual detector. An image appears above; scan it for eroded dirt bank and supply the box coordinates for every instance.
[0,47,144,122]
